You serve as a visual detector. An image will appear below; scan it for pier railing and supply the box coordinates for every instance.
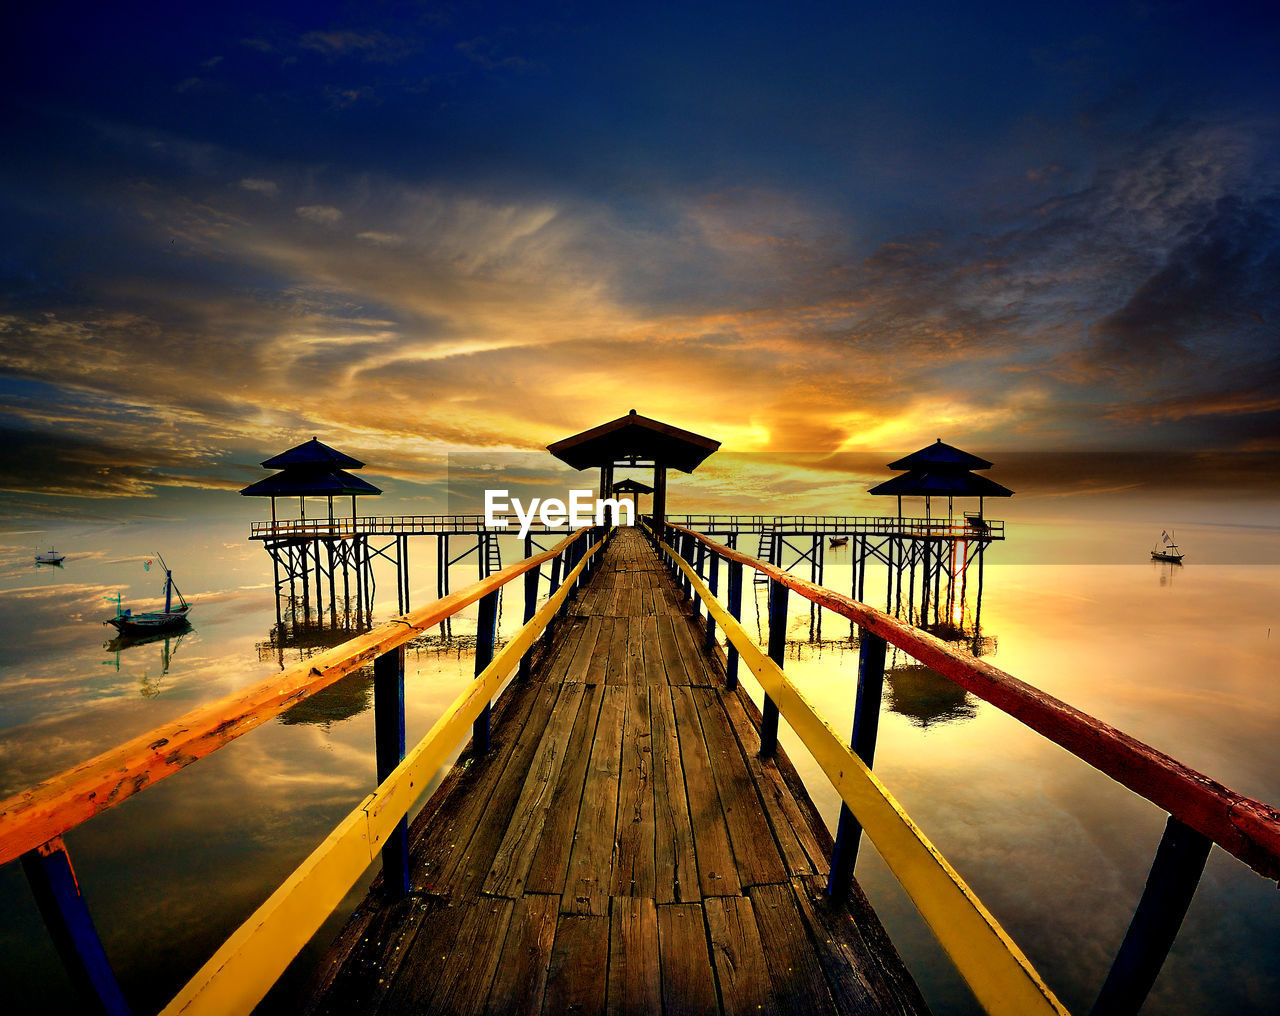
[662,513,1005,539]
[248,512,1004,540]
[0,526,606,1016]
[656,521,1280,1016]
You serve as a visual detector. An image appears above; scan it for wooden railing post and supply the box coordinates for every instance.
[827,629,887,899]
[725,559,743,691]
[374,645,409,898]
[519,536,538,680]
[20,837,132,1016]
[473,589,499,754]
[761,578,788,758]
[703,549,719,649]
[692,540,706,619]
[1090,817,1212,1016]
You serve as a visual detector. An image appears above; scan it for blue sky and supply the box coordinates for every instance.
[2,1,1278,513]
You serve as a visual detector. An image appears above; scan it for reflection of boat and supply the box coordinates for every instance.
[104,554,193,634]
[828,536,849,547]
[102,626,191,693]
[885,662,977,727]
[1150,530,1184,564]
[35,548,65,564]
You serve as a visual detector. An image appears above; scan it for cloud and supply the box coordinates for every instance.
[240,178,279,195]
[295,204,343,224]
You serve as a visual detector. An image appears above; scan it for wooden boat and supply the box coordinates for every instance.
[34,548,65,564]
[829,536,849,547]
[1150,531,1184,564]
[104,555,193,635]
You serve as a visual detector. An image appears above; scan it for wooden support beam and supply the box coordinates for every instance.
[21,837,132,1016]
[473,589,499,754]
[725,559,743,691]
[374,647,409,898]
[828,630,888,899]
[761,578,788,758]
[1090,818,1212,1016]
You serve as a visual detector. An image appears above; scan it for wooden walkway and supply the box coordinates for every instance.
[306,529,928,1016]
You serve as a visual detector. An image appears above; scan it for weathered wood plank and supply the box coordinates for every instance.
[563,685,626,916]
[747,883,838,1016]
[670,686,740,897]
[657,903,719,1016]
[692,687,788,888]
[719,688,828,878]
[656,618,691,686]
[523,683,605,896]
[605,615,630,686]
[650,687,701,905]
[794,874,931,1016]
[610,686,656,897]
[704,895,777,1016]
[605,896,661,1016]
[418,896,514,1016]
[484,684,587,898]
[671,613,714,687]
[416,681,562,896]
[564,617,603,684]
[483,893,559,1016]
[544,913,609,1016]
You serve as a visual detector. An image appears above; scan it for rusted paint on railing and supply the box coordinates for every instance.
[667,524,1280,882]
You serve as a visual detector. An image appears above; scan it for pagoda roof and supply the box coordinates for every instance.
[612,478,655,494]
[888,439,993,472]
[548,410,720,473]
[262,437,365,470]
[868,469,1013,498]
[240,468,382,498]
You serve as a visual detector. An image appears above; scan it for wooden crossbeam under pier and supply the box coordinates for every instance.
[304,528,929,1016]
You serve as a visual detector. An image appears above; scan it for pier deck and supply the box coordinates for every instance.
[307,529,928,1015]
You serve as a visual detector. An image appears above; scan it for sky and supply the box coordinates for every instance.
[2,0,1278,519]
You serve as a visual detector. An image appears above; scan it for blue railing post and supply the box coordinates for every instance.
[374,645,410,897]
[20,837,132,1016]
[761,578,788,758]
[519,539,538,681]
[1089,817,1213,1016]
[693,540,706,619]
[703,549,719,649]
[725,560,744,691]
[826,629,887,899]
[473,588,499,754]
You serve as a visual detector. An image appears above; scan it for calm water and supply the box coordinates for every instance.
[1,507,1278,1015]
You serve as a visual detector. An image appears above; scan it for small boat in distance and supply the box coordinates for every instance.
[104,554,193,635]
[35,547,65,564]
[1151,530,1184,564]
[829,536,849,547]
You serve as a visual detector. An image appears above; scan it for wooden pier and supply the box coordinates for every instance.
[306,527,927,1015]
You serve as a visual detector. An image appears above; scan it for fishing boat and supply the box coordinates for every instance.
[34,547,65,564]
[829,536,849,547]
[104,554,193,635]
[1151,530,1184,564]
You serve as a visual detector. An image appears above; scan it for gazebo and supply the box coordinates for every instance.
[547,410,719,528]
[868,438,1013,521]
[240,437,382,528]
[610,477,654,519]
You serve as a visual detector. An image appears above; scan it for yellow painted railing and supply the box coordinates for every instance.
[654,527,1067,1016]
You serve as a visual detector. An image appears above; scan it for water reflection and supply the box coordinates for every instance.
[102,625,192,697]
[884,660,978,727]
